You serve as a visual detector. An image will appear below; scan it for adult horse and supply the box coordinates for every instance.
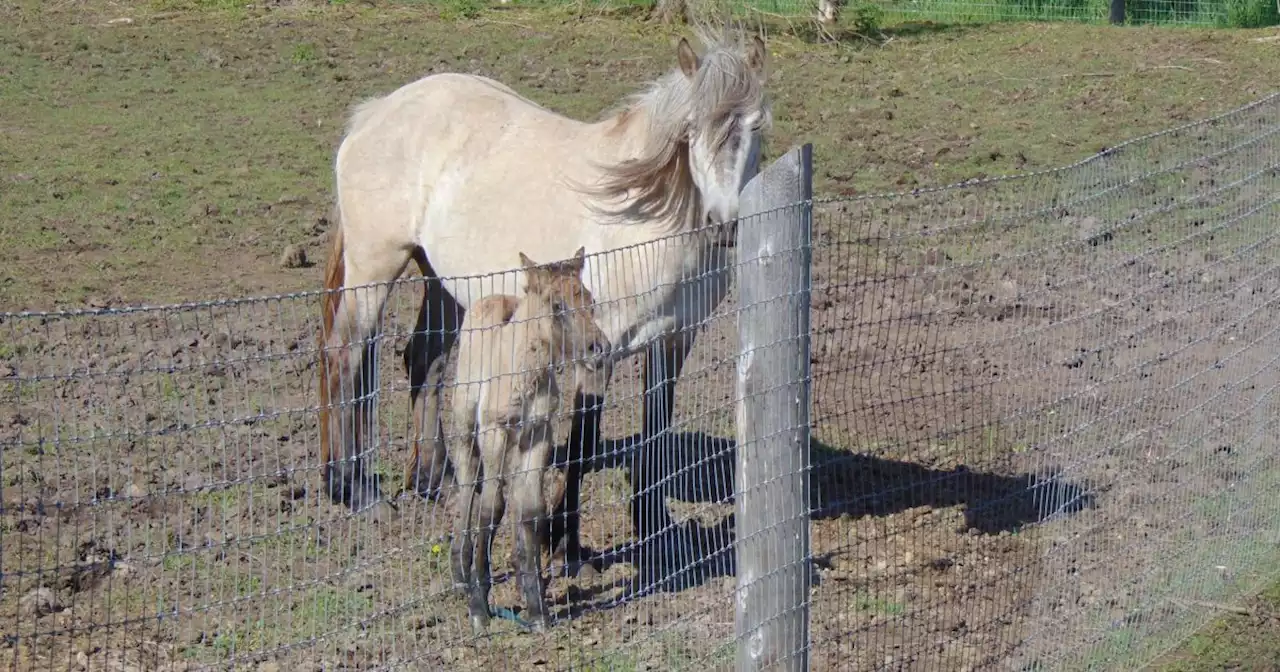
[317,28,771,575]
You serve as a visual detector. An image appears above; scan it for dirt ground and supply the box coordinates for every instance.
[3,2,1280,671]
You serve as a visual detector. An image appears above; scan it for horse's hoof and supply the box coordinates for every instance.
[470,613,491,636]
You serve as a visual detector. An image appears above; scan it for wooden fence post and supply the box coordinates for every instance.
[1109,0,1125,24]
[734,143,814,672]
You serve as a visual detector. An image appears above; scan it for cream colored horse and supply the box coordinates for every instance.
[318,28,770,575]
[449,248,607,634]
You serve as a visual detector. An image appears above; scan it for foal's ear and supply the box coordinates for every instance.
[518,252,537,270]
[570,246,586,269]
[746,35,767,79]
[676,37,699,79]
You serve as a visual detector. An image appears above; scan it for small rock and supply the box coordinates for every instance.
[257,662,281,672]
[575,562,600,580]
[280,244,308,269]
[20,587,62,617]
[361,500,400,525]
[182,474,205,492]
[124,483,147,499]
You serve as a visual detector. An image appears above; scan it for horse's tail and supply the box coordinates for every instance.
[318,206,346,470]
[321,207,346,346]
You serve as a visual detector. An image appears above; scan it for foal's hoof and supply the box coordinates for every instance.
[407,467,446,502]
[469,612,491,636]
[345,483,384,515]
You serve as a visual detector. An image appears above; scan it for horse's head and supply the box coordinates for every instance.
[677,33,771,229]
[518,247,610,371]
[586,30,771,241]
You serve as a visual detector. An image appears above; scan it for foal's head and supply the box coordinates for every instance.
[517,247,609,370]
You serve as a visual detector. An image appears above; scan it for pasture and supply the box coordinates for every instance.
[2,1,1280,670]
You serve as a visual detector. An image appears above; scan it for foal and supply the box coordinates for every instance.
[449,247,608,634]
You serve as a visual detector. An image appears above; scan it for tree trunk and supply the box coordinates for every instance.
[818,0,840,25]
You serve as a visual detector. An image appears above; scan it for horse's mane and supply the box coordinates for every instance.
[582,25,769,232]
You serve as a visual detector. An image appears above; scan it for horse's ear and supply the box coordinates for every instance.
[746,35,767,79]
[676,37,699,79]
[518,252,536,269]
[572,247,586,267]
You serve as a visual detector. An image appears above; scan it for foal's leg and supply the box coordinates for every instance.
[449,420,481,593]
[404,263,463,500]
[469,425,510,634]
[512,422,555,631]
[321,256,410,513]
[548,360,613,575]
[633,331,693,566]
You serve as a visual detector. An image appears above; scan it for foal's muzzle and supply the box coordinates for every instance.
[582,340,609,372]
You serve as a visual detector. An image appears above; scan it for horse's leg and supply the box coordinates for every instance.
[512,423,553,631]
[469,425,510,635]
[548,360,614,576]
[403,255,463,500]
[320,252,410,513]
[632,330,694,565]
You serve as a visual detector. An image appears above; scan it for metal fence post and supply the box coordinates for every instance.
[734,143,814,672]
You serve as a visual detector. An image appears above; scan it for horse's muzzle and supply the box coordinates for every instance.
[710,216,738,249]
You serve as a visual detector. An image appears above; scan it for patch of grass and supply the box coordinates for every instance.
[1073,456,1280,670]
[4,1,1280,310]
[290,41,318,63]
[1151,577,1280,670]
[854,591,906,615]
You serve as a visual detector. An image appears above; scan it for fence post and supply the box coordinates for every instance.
[1109,0,1125,23]
[734,143,813,672]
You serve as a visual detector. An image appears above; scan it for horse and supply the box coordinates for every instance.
[447,247,608,634]
[317,26,771,577]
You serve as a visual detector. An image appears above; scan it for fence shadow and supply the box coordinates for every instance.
[561,429,1095,610]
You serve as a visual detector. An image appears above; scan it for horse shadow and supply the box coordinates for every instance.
[552,428,1095,617]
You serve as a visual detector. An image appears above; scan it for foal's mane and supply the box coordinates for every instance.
[581,25,769,232]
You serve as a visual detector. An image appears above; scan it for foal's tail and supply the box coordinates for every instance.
[318,210,346,470]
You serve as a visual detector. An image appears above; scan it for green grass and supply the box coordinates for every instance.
[1152,576,1280,665]
[1150,578,1280,670]
[4,0,1280,310]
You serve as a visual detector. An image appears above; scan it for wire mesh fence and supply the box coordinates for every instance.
[2,93,1279,671]
[486,0,1280,27]
[805,91,1280,670]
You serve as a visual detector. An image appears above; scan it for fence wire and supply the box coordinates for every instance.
[807,91,1280,670]
[491,0,1280,27]
[0,217,784,671]
[2,92,1279,672]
